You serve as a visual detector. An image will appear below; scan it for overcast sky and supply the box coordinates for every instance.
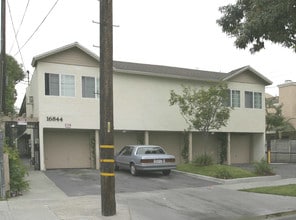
[5,0,296,108]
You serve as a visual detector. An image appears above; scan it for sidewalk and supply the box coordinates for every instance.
[1,167,296,220]
[0,171,131,220]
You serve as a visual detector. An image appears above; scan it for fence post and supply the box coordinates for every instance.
[267,149,271,164]
[3,153,9,195]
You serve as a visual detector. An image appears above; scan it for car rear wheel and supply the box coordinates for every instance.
[130,163,138,176]
[162,170,171,176]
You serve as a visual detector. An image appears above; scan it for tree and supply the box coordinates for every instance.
[217,0,296,53]
[169,83,231,135]
[265,97,295,136]
[5,55,25,113]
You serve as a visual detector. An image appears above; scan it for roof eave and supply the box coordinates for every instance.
[31,42,100,67]
[223,65,273,85]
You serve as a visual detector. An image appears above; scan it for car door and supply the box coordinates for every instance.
[116,146,133,170]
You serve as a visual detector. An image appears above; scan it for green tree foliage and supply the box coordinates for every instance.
[217,0,296,53]
[265,98,295,135]
[169,83,231,134]
[5,55,25,113]
[4,145,29,196]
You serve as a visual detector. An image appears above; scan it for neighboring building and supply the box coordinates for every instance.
[278,80,296,129]
[20,42,272,170]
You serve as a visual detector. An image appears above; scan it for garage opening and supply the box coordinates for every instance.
[44,129,94,169]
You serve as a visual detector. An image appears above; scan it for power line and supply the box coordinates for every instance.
[8,0,30,54]
[7,0,26,71]
[14,0,60,56]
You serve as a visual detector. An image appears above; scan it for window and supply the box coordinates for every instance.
[245,91,253,108]
[231,90,240,107]
[82,76,95,98]
[254,92,262,109]
[120,146,133,156]
[45,73,59,96]
[45,73,75,97]
[82,76,96,98]
[245,91,262,109]
[61,75,75,96]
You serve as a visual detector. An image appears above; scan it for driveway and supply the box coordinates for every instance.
[25,164,296,220]
[45,169,219,196]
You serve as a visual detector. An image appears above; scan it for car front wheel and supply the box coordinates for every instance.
[130,163,138,176]
[162,170,171,176]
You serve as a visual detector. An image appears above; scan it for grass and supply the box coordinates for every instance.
[177,163,257,179]
[241,184,296,197]
[177,163,295,197]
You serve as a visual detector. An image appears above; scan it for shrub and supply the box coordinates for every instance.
[4,146,29,196]
[215,166,233,179]
[193,154,213,166]
[253,159,274,176]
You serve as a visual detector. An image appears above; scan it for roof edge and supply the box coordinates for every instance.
[31,42,100,67]
[223,65,273,85]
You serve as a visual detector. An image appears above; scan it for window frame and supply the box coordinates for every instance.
[231,90,241,108]
[45,73,75,97]
[244,91,262,109]
[82,76,99,98]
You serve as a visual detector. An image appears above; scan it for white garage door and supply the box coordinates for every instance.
[44,130,92,169]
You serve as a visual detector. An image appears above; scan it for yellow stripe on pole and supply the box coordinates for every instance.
[100,159,115,163]
[101,172,115,177]
[100,145,114,149]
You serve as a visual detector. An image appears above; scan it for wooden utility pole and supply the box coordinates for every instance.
[99,0,116,216]
[0,0,6,199]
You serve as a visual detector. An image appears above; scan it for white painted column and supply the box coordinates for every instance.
[95,130,100,169]
[144,131,149,145]
[39,127,45,170]
[188,132,193,162]
[227,132,231,165]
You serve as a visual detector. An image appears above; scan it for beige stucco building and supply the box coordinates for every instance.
[21,42,272,170]
[278,80,296,129]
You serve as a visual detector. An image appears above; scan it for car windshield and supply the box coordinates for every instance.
[136,147,165,155]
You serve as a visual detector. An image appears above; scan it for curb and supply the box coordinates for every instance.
[173,170,282,184]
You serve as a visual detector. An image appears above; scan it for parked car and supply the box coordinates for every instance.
[115,145,176,176]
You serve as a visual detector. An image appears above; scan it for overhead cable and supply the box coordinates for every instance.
[7,0,26,71]
[14,0,60,56]
[9,0,31,54]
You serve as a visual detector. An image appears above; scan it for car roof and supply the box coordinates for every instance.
[127,145,162,148]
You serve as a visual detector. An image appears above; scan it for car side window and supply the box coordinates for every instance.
[122,147,132,156]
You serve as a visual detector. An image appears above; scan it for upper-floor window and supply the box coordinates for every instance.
[227,90,240,108]
[254,92,262,109]
[245,91,262,109]
[45,73,59,96]
[82,76,99,98]
[45,73,75,97]
[231,90,240,108]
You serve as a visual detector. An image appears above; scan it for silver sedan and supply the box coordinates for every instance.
[115,145,176,176]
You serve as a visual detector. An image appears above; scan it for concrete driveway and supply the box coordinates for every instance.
[44,169,219,196]
[1,163,296,220]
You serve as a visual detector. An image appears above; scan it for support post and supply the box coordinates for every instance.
[227,132,231,165]
[99,0,116,216]
[188,132,193,162]
[144,131,149,145]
